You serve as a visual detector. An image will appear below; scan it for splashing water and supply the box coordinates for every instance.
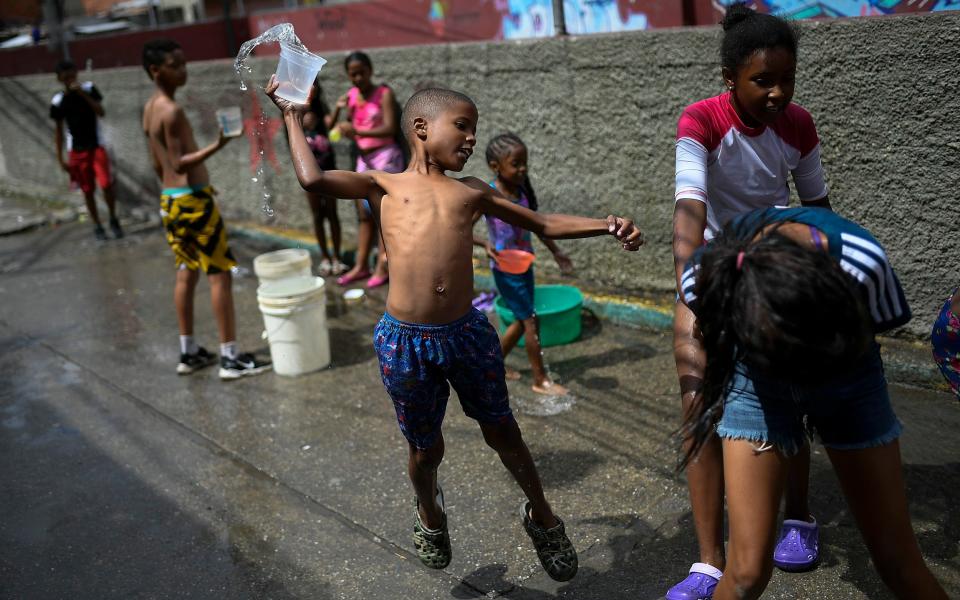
[513,355,577,416]
[234,23,307,92]
[234,25,304,219]
[515,393,577,417]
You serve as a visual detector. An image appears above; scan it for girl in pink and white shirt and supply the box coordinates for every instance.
[668,4,831,599]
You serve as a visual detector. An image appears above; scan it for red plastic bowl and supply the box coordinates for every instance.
[495,249,535,274]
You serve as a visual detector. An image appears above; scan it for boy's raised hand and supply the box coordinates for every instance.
[265,74,310,115]
[215,126,232,149]
[606,215,644,251]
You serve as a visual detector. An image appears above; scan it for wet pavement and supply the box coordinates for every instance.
[1,222,958,599]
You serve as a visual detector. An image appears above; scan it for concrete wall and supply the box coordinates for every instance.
[1,12,958,337]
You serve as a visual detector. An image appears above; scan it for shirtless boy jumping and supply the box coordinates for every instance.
[142,39,269,380]
[268,76,643,581]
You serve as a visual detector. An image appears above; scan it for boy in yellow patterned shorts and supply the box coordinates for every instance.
[142,38,270,380]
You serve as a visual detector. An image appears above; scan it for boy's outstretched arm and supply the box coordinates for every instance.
[267,75,379,200]
[472,180,643,250]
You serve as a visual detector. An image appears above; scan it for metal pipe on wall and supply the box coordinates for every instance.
[552,0,567,36]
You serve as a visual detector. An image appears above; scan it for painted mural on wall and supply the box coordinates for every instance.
[706,0,960,20]
[497,0,653,38]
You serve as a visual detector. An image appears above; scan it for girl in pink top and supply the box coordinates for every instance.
[328,51,404,288]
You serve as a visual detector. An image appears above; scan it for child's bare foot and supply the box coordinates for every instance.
[532,380,568,396]
[505,367,521,381]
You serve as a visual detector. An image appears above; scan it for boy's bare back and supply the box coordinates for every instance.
[143,92,208,188]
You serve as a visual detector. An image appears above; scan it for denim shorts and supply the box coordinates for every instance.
[493,266,535,321]
[716,344,902,455]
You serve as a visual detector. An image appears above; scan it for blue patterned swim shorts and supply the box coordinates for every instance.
[373,308,514,449]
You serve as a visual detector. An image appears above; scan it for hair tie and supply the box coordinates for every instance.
[736,251,745,271]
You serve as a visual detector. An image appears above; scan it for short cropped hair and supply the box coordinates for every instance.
[54,59,76,74]
[401,88,476,139]
[142,38,181,77]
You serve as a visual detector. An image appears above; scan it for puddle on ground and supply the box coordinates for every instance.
[513,393,577,417]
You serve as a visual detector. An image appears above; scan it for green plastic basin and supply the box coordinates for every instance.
[494,284,583,348]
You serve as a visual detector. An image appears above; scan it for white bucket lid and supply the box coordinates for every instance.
[258,276,325,306]
[253,248,312,278]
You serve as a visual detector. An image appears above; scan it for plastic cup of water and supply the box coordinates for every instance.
[275,41,327,105]
[215,106,243,137]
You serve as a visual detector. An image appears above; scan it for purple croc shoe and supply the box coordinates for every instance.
[773,518,820,572]
[666,562,723,600]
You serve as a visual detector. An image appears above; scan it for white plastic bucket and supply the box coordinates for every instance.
[258,276,330,376]
[215,106,243,137]
[275,42,327,105]
[253,248,312,285]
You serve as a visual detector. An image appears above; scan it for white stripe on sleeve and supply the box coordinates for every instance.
[681,265,698,305]
[840,259,882,323]
[792,143,829,202]
[841,246,892,322]
[675,137,708,204]
[841,233,904,321]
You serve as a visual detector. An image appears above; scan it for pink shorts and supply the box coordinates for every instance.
[356,143,404,174]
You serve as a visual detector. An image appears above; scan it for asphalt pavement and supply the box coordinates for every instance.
[1,222,958,599]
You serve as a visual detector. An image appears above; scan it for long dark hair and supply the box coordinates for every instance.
[484,132,538,211]
[343,51,372,71]
[680,221,873,468]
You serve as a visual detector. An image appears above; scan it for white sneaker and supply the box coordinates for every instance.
[219,353,271,380]
[317,259,333,276]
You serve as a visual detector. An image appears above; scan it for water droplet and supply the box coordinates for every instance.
[251,177,258,183]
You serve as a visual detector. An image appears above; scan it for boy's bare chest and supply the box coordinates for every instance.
[380,189,475,230]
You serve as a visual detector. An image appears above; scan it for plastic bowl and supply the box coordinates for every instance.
[342,288,365,303]
[494,249,535,274]
[494,285,583,347]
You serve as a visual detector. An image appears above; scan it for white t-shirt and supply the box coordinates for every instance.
[674,92,829,240]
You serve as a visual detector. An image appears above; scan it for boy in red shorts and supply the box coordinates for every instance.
[50,60,123,241]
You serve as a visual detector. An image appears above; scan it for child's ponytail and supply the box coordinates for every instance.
[720,1,755,31]
[520,175,539,212]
